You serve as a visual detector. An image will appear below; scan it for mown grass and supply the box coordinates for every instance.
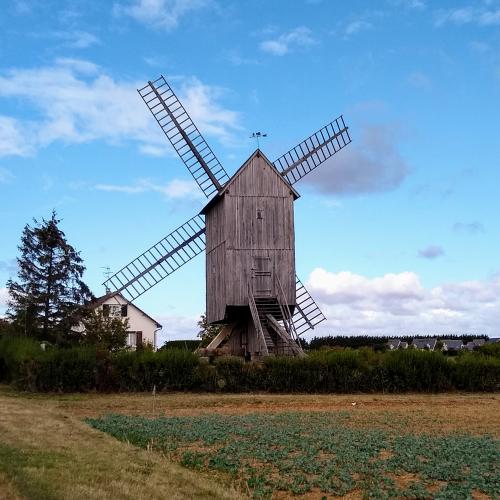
[0,389,242,500]
[87,412,500,498]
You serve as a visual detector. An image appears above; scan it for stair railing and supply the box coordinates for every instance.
[275,275,301,345]
[248,284,269,356]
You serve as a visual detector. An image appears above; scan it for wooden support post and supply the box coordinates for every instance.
[205,323,235,350]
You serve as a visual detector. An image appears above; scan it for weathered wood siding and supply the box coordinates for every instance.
[205,198,227,323]
[205,151,296,324]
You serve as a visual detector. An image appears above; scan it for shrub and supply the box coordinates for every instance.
[112,349,200,392]
[454,353,500,391]
[380,349,454,392]
[213,356,246,391]
[16,346,98,392]
[160,340,200,352]
[477,343,500,358]
[0,336,42,383]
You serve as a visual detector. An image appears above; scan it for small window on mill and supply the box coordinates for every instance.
[256,209,264,220]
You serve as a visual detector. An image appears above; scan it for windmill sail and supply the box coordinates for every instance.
[293,276,326,336]
[138,76,230,198]
[273,115,351,185]
[103,215,206,301]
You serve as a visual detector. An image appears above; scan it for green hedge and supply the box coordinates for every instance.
[1,338,499,393]
[0,337,42,383]
[159,340,200,352]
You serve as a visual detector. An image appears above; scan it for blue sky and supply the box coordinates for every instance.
[0,0,499,342]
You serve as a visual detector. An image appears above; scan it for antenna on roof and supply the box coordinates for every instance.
[250,131,267,148]
[101,266,112,292]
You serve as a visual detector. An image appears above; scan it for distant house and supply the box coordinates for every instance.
[387,339,401,350]
[411,338,437,351]
[83,292,162,349]
[440,339,464,352]
[400,341,408,349]
[465,338,485,351]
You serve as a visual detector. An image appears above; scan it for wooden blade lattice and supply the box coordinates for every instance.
[273,116,351,185]
[103,215,206,301]
[138,76,230,198]
[293,276,326,336]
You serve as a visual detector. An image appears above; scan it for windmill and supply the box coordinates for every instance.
[103,75,351,358]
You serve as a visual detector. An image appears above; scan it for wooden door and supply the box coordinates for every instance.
[252,256,272,297]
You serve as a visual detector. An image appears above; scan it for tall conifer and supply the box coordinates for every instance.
[6,211,93,341]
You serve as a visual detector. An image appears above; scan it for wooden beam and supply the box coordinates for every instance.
[205,323,235,350]
[266,314,304,356]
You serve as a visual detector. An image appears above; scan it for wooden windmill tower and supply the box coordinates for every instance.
[104,75,351,358]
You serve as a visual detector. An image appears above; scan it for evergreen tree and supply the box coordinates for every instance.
[6,211,93,341]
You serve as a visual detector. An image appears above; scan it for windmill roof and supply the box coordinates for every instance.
[200,149,300,215]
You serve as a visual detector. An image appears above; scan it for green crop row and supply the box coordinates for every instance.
[86,412,500,498]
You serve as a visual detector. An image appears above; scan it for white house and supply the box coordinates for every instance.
[89,292,162,349]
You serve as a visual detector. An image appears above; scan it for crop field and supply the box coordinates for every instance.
[87,412,499,498]
[0,389,499,499]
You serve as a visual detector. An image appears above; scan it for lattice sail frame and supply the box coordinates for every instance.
[138,76,230,198]
[273,115,351,185]
[103,215,206,301]
[293,276,326,336]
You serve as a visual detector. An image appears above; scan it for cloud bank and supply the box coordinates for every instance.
[260,27,316,56]
[307,268,500,337]
[114,0,210,31]
[0,59,241,158]
[303,124,410,195]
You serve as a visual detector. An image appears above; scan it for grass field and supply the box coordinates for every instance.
[0,387,498,499]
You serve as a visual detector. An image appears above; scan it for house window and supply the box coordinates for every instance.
[103,304,127,318]
[127,331,143,348]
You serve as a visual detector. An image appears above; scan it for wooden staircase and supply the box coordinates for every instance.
[252,296,304,356]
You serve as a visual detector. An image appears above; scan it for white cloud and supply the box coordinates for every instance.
[303,123,410,195]
[418,245,445,259]
[436,6,500,27]
[95,178,204,200]
[260,27,316,56]
[0,288,9,308]
[50,30,100,49]
[114,0,209,31]
[307,268,500,337]
[0,116,34,157]
[344,20,372,36]
[155,313,201,344]
[54,58,100,74]
[0,60,241,158]
[179,78,242,145]
[391,0,426,9]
